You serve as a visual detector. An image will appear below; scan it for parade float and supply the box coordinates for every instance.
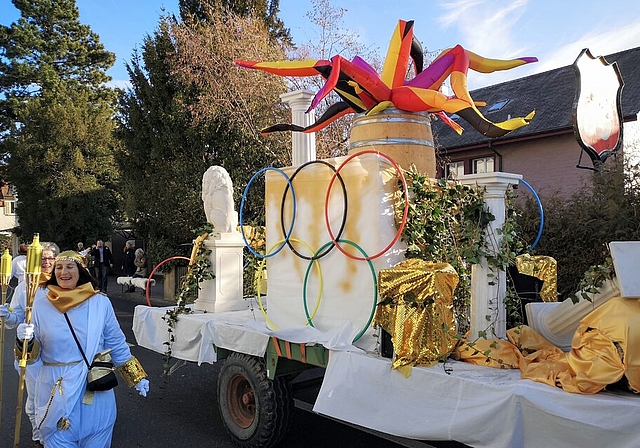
[132,20,640,448]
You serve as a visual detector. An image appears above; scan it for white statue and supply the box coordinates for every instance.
[202,166,238,233]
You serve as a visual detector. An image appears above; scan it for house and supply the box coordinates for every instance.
[0,183,20,252]
[432,46,640,198]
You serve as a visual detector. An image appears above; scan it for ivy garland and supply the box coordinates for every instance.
[162,225,215,376]
[398,170,524,336]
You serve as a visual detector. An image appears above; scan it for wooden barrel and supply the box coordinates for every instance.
[347,108,436,178]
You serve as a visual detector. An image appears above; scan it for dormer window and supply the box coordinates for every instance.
[487,99,510,112]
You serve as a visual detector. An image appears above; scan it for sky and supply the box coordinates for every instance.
[2,0,640,90]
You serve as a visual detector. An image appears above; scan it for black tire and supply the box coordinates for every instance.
[218,352,293,448]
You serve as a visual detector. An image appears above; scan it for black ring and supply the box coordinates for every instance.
[280,160,347,260]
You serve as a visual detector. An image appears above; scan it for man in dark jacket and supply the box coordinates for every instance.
[90,239,114,292]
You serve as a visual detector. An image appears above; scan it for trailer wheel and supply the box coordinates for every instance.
[218,352,292,448]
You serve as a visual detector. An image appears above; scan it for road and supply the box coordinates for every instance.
[1,278,459,447]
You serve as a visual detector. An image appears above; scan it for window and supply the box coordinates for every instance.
[446,161,465,179]
[4,200,16,216]
[472,157,495,174]
[487,99,509,112]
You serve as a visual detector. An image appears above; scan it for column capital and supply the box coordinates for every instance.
[459,172,522,197]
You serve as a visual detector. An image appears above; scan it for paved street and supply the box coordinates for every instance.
[2,276,449,448]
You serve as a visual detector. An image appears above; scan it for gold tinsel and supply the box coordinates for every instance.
[375,259,459,375]
[515,254,558,302]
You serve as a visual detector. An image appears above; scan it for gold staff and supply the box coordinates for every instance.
[13,234,42,448]
[0,248,12,437]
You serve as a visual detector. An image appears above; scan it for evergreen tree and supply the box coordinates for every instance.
[116,20,207,263]
[0,0,119,247]
[178,0,291,44]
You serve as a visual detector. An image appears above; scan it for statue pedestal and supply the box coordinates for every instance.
[194,232,245,312]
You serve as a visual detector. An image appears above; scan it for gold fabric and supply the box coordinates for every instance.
[455,296,640,394]
[117,356,148,387]
[515,254,558,302]
[46,283,98,313]
[375,259,459,372]
[38,271,51,286]
[14,339,41,363]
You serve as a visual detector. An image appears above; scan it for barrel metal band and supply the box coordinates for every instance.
[353,116,431,126]
[348,137,435,149]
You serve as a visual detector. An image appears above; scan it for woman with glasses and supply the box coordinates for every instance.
[0,242,59,447]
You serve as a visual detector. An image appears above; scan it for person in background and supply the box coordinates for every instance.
[123,240,136,292]
[0,241,60,447]
[15,251,149,447]
[132,249,148,279]
[86,244,97,278]
[90,239,113,292]
[8,243,28,300]
[131,248,148,293]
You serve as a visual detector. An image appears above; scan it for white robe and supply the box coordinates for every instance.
[31,289,134,447]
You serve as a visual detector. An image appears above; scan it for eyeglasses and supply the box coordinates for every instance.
[42,257,56,262]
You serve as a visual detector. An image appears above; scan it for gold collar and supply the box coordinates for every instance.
[47,283,98,313]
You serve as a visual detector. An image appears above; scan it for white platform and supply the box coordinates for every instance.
[133,305,640,448]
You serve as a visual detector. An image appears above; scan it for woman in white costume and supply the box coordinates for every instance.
[1,241,59,447]
[16,251,149,447]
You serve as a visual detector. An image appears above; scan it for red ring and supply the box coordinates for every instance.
[145,256,190,306]
[324,149,409,261]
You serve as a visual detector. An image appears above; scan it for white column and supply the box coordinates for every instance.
[194,232,246,313]
[279,90,316,166]
[526,278,620,350]
[459,172,522,340]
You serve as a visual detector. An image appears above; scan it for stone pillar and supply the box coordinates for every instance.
[279,90,316,166]
[459,172,522,340]
[194,232,245,313]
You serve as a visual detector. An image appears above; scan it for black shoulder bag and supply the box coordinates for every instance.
[64,313,118,391]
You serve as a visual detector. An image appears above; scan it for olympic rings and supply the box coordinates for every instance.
[280,160,348,260]
[240,167,296,258]
[302,239,377,343]
[324,149,409,261]
[256,238,323,330]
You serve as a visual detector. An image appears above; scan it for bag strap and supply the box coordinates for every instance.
[63,312,90,368]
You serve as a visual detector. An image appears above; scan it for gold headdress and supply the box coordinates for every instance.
[55,250,87,268]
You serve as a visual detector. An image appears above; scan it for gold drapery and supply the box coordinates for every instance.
[454,296,640,394]
[515,254,558,302]
[375,259,459,375]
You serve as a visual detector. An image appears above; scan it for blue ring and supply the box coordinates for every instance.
[240,167,296,258]
[519,179,544,252]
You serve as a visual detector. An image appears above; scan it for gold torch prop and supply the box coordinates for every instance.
[0,248,12,437]
[13,234,42,448]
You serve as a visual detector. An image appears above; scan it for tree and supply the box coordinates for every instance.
[116,20,208,263]
[285,0,383,159]
[517,156,640,299]
[4,87,120,247]
[0,0,119,247]
[178,0,291,44]
[117,2,291,264]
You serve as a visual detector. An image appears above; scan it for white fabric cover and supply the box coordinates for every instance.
[133,306,640,447]
[314,351,640,448]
